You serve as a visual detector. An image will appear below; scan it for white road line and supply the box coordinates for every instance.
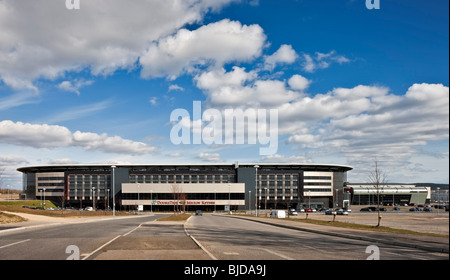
[81,235,121,260]
[262,248,295,260]
[0,239,30,250]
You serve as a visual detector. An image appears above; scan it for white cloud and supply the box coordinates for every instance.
[288,74,311,91]
[0,155,29,167]
[168,84,185,92]
[149,97,158,106]
[301,50,350,73]
[0,120,158,155]
[57,79,94,95]
[140,19,266,79]
[193,61,449,177]
[196,152,223,162]
[264,44,299,71]
[0,0,238,91]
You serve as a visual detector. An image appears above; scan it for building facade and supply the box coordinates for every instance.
[17,163,353,211]
[345,183,430,205]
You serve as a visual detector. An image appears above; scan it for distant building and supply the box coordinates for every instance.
[345,183,430,205]
[17,163,352,211]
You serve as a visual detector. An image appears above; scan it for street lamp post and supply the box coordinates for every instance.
[107,189,110,210]
[249,190,252,214]
[437,187,440,215]
[254,165,259,216]
[92,188,95,211]
[138,183,140,212]
[111,165,116,216]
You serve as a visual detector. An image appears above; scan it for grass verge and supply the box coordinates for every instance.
[241,215,449,238]
[0,212,28,224]
[0,201,130,218]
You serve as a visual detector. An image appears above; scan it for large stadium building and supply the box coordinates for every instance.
[17,163,353,211]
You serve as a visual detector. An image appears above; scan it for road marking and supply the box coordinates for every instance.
[0,239,30,249]
[223,252,240,255]
[262,248,295,260]
[81,235,121,260]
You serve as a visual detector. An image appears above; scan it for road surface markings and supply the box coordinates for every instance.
[0,239,30,250]
[81,235,121,260]
[223,252,240,255]
[262,248,295,260]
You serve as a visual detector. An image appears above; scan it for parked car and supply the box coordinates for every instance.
[85,206,94,211]
[195,210,203,216]
[289,209,298,216]
[393,206,400,211]
[424,207,433,212]
[337,209,348,215]
[324,209,337,215]
[360,207,371,212]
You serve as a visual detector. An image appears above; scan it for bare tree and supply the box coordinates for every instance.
[171,184,183,215]
[0,167,4,191]
[368,161,387,227]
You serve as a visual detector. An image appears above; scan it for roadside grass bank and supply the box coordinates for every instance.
[236,214,449,238]
[0,200,131,218]
[0,211,28,224]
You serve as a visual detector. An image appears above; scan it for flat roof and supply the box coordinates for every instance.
[17,163,353,173]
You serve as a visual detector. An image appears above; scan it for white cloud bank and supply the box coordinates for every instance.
[0,0,240,91]
[0,120,157,155]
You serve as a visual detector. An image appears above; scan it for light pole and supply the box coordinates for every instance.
[254,165,259,216]
[92,188,95,210]
[111,165,116,216]
[264,187,268,212]
[43,188,46,210]
[137,183,140,212]
[228,183,231,209]
[106,189,110,210]
[437,187,440,215]
[249,190,252,214]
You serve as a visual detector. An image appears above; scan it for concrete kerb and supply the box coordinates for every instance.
[219,214,449,254]
[184,215,217,260]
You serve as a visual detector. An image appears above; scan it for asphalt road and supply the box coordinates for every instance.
[186,215,448,260]
[1,213,448,260]
[0,214,166,260]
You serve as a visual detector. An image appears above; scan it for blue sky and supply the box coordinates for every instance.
[0,0,449,189]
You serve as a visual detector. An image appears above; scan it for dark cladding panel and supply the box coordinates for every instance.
[236,167,257,210]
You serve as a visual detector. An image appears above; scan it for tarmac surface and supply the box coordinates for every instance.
[1,210,448,259]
